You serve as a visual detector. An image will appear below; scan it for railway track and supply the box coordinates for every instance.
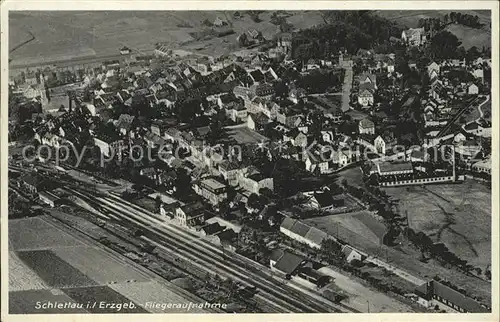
[73,187,348,313]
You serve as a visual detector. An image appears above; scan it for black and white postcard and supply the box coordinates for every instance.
[1,1,498,321]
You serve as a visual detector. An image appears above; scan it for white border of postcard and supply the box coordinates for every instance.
[1,1,498,322]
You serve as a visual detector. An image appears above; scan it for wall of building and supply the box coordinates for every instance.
[380,176,455,187]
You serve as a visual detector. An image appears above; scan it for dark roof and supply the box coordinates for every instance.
[280,217,296,230]
[415,280,489,313]
[250,70,265,83]
[304,227,328,246]
[201,222,225,235]
[289,220,310,237]
[273,250,305,275]
[464,122,480,131]
[216,229,238,241]
[180,202,205,217]
[250,113,270,125]
[313,191,336,208]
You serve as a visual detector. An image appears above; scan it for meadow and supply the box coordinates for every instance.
[9,11,325,65]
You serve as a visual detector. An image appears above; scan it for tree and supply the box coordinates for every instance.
[174,168,191,198]
[247,193,262,210]
[320,238,344,263]
[238,32,249,47]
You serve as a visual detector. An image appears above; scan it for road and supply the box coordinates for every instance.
[436,95,487,138]
[70,186,354,313]
[341,66,353,112]
[9,52,131,71]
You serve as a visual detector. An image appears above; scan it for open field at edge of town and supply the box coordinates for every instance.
[8,215,198,313]
[374,10,491,49]
[384,181,491,269]
[302,174,491,305]
[373,10,492,28]
[9,11,325,65]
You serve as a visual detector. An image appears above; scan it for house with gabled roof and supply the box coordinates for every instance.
[269,249,306,277]
[401,27,426,46]
[279,217,331,249]
[415,280,489,313]
[359,118,375,134]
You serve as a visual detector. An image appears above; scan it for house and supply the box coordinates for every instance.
[427,62,440,78]
[199,222,226,236]
[297,267,332,288]
[269,249,306,277]
[455,139,482,159]
[415,280,489,313]
[224,101,248,122]
[374,133,396,155]
[94,136,124,157]
[472,68,484,81]
[175,202,206,227]
[376,161,414,176]
[239,171,274,195]
[218,160,243,186]
[306,191,344,211]
[39,191,60,207]
[279,217,329,249]
[467,83,479,95]
[197,178,228,206]
[358,88,374,107]
[471,158,491,174]
[341,245,367,263]
[305,156,330,174]
[213,16,228,27]
[463,122,486,136]
[358,73,377,89]
[116,114,136,136]
[359,118,375,135]
[247,112,271,131]
[214,229,239,250]
[401,27,426,46]
[290,130,308,148]
[41,132,62,148]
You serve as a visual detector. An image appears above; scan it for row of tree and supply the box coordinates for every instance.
[292,11,402,60]
[418,12,483,32]
[405,227,484,277]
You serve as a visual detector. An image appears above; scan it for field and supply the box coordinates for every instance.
[51,246,151,285]
[303,180,491,305]
[9,216,86,251]
[226,125,269,144]
[8,215,203,313]
[374,10,491,28]
[9,252,49,292]
[373,10,491,50]
[304,210,386,245]
[16,250,98,288]
[385,182,491,269]
[445,24,491,49]
[9,11,325,65]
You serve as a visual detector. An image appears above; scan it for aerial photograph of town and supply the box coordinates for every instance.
[5,8,494,315]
